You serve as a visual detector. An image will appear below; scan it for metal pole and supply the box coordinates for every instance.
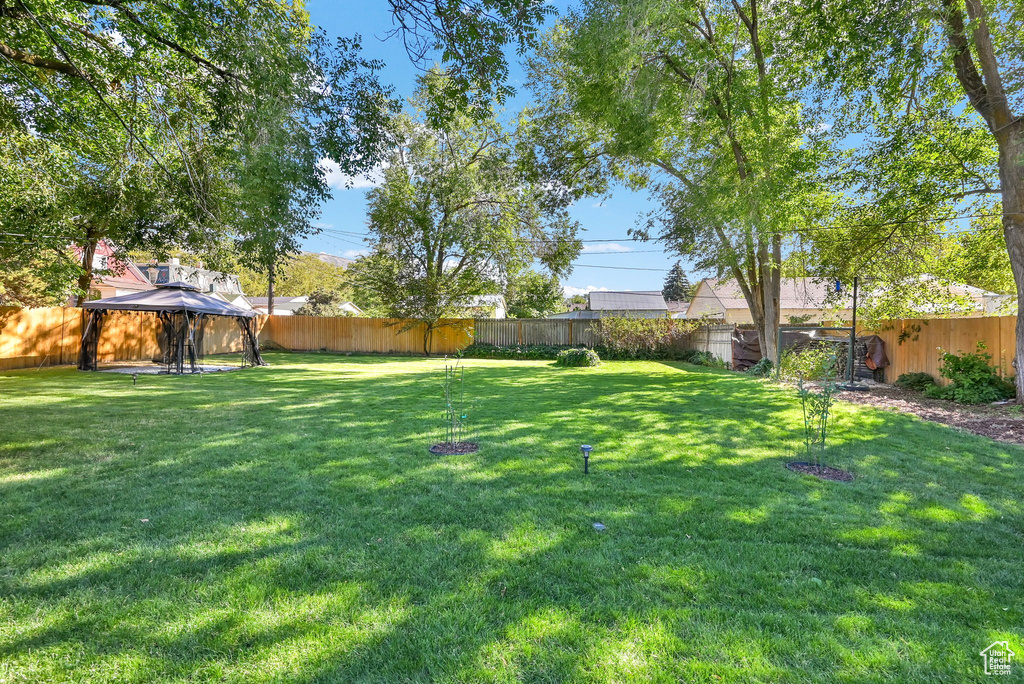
[775,325,783,380]
[847,276,858,383]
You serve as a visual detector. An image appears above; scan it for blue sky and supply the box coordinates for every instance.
[302,1,688,296]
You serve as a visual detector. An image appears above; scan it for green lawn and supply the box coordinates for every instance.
[1,354,1021,683]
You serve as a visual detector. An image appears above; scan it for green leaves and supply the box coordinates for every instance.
[356,76,581,330]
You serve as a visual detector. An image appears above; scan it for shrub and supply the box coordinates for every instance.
[462,343,567,360]
[595,315,696,356]
[555,348,601,367]
[779,344,844,382]
[748,357,774,378]
[676,348,726,367]
[462,342,721,363]
[796,352,841,468]
[894,372,937,392]
[921,343,1015,404]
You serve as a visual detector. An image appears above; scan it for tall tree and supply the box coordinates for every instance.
[506,269,564,318]
[356,74,582,353]
[529,0,835,363]
[0,1,395,303]
[799,0,1024,397]
[662,261,693,301]
[293,288,353,317]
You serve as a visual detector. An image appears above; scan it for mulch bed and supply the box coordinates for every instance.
[786,461,855,482]
[429,442,479,455]
[838,384,1024,446]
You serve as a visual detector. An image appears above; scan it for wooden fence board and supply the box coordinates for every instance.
[5,307,1018,381]
[675,324,734,365]
[259,316,472,355]
[472,319,599,347]
[0,307,250,371]
[865,316,1017,384]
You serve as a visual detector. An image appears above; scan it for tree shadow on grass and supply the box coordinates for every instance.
[0,354,1022,681]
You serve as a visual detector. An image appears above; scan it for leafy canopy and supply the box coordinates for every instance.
[355,73,582,344]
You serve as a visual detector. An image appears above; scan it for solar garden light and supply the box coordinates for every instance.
[580,444,593,474]
[132,373,138,386]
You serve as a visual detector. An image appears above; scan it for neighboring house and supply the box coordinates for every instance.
[338,302,363,316]
[686,278,853,324]
[547,290,671,319]
[248,296,362,316]
[587,290,669,318]
[73,240,154,300]
[909,276,1013,315]
[666,300,690,319]
[547,309,603,319]
[247,296,308,316]
[688,276,1011,323]
[462,295,506,319]
[136,258,250,309]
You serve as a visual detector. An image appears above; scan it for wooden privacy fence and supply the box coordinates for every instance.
[0,306,248,371]
[473,318,600,347]
[868,316,1017,383]
[10,308,1014,380]
[675,324,734,365]
[259,316,473,355]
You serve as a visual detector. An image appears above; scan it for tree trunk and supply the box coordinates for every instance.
[266,261,275,316]
[759,239,782,366]
[423,324,433,356]
[941,0,1024,401]
[998,132,1024,400]
[74,226,100,306]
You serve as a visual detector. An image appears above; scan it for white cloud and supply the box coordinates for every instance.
[319,158,385,190]
[563,285,609,297]
[312,221,334,229]
[343,249,369,259]
[581,243,632,253]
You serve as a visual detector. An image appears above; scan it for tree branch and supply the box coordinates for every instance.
[0,40,84,77]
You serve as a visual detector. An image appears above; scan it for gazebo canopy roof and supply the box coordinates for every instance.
[82,281,257,317]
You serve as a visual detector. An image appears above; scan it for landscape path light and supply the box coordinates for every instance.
[580,444,593,474]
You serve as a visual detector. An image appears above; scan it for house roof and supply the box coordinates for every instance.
[247,296,308,307]
[698,278,851,310]
[588,290,668,311]
[665,300,690,313]
[77,240,154,290]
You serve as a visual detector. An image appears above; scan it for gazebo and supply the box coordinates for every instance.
[79,281,265,373]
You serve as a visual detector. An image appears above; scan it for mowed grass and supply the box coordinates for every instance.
[0,353,1022,683]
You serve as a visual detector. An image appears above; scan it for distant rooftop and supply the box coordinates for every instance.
[247,296,307,307]
[588,290,668,311]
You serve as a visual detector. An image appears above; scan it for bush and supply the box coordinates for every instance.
[676,348,726,367]
[894,372,937,392]
[462,343,568,360]
[778,344,844,382]
[921,343,1015,404]
[462,342,723,363]
[555,348,601,367]
[748,357,774,378]
[595,315,696,356]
